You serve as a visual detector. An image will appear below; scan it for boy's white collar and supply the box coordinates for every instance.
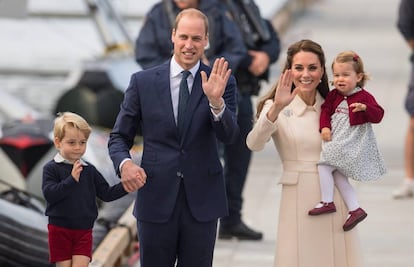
[54,153,88,166]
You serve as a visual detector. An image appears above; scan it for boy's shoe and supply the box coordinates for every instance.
[308,202,336,216]
[343,207,367,231]
[392,182,414,199]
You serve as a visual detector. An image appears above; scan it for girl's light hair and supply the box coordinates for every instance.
[53,112,92,141]
[332,50,370,87]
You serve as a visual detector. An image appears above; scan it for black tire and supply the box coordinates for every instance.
[0,201,52,267]
[54,86,98,125]
[96,89,124,129]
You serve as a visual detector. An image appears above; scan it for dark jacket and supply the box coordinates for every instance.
[42,160,128,229]
[320,88,384,131]
[135,0,246,71]
[397,0,414,41]
[397,0,414,61]
[108,60,239,222]
[222,0,280,95]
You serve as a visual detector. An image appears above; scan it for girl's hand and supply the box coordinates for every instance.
[71,160,83,182]
[349,102,366,112]
[321,127,332,141]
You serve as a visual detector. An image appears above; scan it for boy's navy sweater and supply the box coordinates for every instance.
[42,160,128,229]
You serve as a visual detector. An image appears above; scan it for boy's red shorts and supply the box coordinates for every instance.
[47,224,92,263]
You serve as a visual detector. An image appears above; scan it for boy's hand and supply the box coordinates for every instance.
[120,160,147,192]
[71,160,83,182]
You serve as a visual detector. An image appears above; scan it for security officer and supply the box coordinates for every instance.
[392,0,414,198]
[218,0,280,241]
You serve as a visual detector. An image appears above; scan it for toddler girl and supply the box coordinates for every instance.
[308,51,386,231]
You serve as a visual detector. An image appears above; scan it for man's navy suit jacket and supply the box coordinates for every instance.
[108,60,239,223]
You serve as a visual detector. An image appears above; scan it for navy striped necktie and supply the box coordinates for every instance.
[178,70,191,135]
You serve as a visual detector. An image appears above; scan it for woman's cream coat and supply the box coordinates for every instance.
[247,94,363,267]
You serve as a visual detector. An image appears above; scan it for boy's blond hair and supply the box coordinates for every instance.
[53,112,92,140]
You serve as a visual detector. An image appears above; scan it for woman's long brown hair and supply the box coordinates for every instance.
[255,39,330,119]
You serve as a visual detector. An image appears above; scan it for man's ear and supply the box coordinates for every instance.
[171,28,176,44]
[205,33,209,47]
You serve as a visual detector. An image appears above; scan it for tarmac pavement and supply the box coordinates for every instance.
[213,0,414,267]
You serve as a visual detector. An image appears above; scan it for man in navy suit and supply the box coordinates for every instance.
[108,8,239,267]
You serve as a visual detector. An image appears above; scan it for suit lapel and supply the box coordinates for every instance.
[154,62,177,130]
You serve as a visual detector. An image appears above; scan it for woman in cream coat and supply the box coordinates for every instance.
[246,39,363,267]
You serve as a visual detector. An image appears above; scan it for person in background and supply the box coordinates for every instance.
[393,0,414,199]
[135,0,246,72]
[42,112,129,267]
[108,9,239,267]
[308,51,386,232]
[246,39,363,267]
[218,0,280,241]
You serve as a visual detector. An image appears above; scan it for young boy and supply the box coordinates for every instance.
[42,112,130,267]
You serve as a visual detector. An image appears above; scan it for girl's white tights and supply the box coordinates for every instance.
[318,164,359,211]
